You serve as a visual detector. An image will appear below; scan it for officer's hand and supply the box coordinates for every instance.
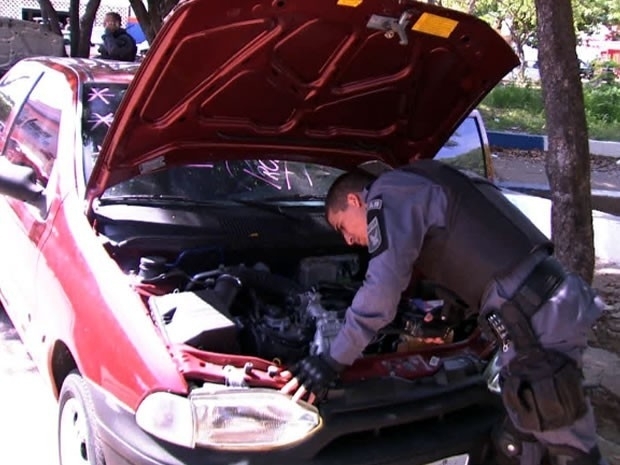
[280,354,345,404]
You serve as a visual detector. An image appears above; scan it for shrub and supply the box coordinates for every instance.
[481,83,544,113]
[482,81,620,140]
[583,82,620,123]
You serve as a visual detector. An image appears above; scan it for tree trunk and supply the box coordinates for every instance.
[129,0,156,43]
[77,0,101,57]
[69,0,80,57]
[534,0,594,283]
[148,0,163,39]
[129,0,180,44]
[38,0,63,35]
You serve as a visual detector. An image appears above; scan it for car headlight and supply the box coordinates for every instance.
[484,351,502,394]
[136,388,322,451]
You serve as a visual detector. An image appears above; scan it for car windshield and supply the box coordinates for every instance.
[82,83,487,202]
[101,161,344,202]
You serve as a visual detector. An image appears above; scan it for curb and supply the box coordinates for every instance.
[488,131,620,158]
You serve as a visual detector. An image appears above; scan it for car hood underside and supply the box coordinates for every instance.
[87,0,518,198]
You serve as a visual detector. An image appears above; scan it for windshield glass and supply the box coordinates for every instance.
[82,82,129,180]
[83,83,488,198]
[101,161,345,202]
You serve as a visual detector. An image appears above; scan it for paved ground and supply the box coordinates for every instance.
[492,148,620,191]
[0,310,57,464]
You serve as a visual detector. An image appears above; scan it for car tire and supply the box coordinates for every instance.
[58,371,106,465]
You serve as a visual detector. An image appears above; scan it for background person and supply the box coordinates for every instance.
[97,12,137,62]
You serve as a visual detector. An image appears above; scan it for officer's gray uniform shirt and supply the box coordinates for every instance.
[330,170,449,366]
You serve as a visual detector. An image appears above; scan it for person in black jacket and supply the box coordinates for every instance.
[97,12,137,62]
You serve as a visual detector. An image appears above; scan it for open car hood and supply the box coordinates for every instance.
[87,0,518,198]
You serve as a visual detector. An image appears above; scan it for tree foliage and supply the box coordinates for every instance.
[438,0,620,54]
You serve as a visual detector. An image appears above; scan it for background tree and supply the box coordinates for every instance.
[36,0,101,57]
[534,0,595,282]
[441,0,620,74]
[572,0,620,39]
[68,0,80,57]
[76,0,102,58]
[37,0,63,36]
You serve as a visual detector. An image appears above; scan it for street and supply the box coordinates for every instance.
[0,309,58,464]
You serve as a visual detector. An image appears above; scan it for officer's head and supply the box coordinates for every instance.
[103,12,122,32]
[325,169,376,247]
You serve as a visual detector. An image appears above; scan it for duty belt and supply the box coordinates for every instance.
[486,255,567,351]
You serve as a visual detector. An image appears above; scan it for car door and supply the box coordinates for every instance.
[0,68,66,342]
[0,63,42,321]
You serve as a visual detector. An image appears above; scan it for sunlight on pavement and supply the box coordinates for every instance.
[0,310,58,465]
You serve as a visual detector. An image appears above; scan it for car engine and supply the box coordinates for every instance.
[137,253,474,365]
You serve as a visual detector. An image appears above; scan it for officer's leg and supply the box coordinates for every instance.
[484,273,607,465]
[527,274,607,464]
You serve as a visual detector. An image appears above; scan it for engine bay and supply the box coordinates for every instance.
[127,250,479,367]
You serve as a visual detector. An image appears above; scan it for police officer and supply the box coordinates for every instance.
[280,159,607,465]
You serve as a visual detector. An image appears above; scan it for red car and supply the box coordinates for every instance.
[0,1,519,464]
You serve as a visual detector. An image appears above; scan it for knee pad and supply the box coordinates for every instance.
[500,348,588,432]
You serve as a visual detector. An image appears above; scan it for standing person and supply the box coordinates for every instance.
[281,159,607,465]
[97,12,137,62]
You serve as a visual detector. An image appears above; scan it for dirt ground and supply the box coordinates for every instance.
[494,148,620,463]
[590,264,620,464]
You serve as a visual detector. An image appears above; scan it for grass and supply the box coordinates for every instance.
[479,81,620,142]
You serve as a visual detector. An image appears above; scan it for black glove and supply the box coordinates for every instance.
[292,354,346,396]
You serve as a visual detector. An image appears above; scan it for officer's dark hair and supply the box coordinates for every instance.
[325,169,376,215]
[105,12,122,23]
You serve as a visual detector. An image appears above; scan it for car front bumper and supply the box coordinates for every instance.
[87,378,503,465]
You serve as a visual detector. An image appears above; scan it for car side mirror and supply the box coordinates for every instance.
[0,157,45,206]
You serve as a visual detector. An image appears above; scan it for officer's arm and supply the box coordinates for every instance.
[330,175,448,365]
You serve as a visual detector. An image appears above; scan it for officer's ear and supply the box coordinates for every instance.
[346,192,363,208]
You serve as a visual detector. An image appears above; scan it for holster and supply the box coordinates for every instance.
[500,348,588,432]
[482,256,588,432]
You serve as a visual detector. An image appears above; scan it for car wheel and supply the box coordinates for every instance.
[58,372,105,465]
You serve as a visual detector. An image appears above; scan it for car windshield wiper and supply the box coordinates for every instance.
[256,194,325,203]
[97,195,307,222]
[231,198,308,222]
[98,195,228,206]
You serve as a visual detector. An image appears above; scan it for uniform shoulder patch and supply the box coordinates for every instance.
[368,198,382,210]
[367,196,388,258]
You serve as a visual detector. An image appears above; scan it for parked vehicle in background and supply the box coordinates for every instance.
[0,17,64,76]
[0,1,527,464]
[578,59,595,80]
[504,57,597,82]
